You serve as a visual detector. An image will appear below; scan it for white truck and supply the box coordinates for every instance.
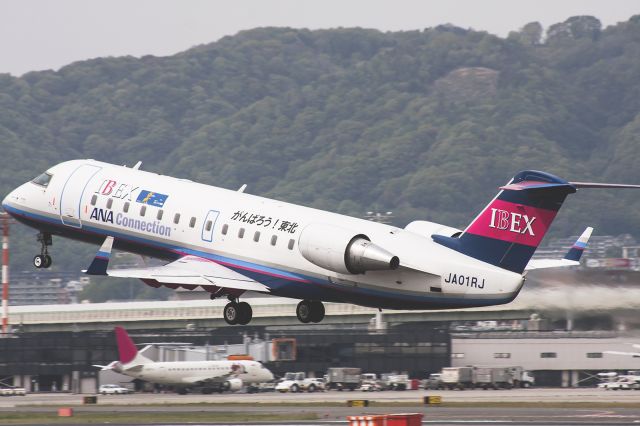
[326,367,362,391]
[360,373,382,391]
[441,367,475,390]
[475,367,514,389]
[507,367,535,388]
[381,373,411,391]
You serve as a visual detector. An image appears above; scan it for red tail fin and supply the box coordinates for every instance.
[114,326,138,364]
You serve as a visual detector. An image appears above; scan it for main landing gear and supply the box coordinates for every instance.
[296,300,325,323]
[33,232,52,269]
[223,298,253,325]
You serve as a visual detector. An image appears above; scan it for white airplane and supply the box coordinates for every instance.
[604,344,640,358]
[2,160,638,325]
[95,326,274,393]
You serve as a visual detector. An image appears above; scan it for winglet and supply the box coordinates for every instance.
[84,236,114,275]
[563,227,593,262]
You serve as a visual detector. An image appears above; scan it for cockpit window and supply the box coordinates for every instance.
[31,172,52,188]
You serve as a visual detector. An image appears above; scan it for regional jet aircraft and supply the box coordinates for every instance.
[2,160,638,325]
[95,327,274,393]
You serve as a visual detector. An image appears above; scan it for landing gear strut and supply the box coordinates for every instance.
[296,300,325,323]
[33,232,52,269]
[223,298,252,325]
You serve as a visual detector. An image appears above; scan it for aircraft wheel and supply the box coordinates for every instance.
[223,302,239,325]
[33,255,44,268]
[237,302,252,325]
[310,301,325,323]
[296,300,312,323]
[43,255,52,268]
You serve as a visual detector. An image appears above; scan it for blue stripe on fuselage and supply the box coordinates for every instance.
[2,203,514,310]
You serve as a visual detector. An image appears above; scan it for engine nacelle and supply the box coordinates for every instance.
[405,220,462,238]
[223,378,243,392]
[298,223,400,274]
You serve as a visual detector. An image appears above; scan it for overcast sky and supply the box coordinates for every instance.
[1,0,638,76]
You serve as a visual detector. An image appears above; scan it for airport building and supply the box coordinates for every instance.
[1,283,639,392]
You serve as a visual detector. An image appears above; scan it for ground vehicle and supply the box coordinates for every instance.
[441,367,475,390]
[423,373,442,390]
[381,374,410,391]
[0,387,26,396]
[326,367,361,391]
[275,372,307,393]
[598,379,638,390]
[475,367,513,389]
[360,373,382,392]
[508,367,535,388]
[99,384,130,394]
[300,377,326,392]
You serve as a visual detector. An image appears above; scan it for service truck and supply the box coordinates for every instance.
[507,367,535,388]
[475,367,513,389]
[326,367,361,391]
[441,367,475,390]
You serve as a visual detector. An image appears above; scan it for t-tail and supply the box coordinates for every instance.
[115,326,153,366]
[433,170,640,274]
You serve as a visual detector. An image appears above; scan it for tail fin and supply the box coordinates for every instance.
[433,170,576,274]
[114,326,152,366]
[563,226,593,262]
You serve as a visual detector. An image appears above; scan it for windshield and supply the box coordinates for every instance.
[284,373,296,380]
[31,172,52,188]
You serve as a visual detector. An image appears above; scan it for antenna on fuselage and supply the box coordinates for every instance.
[132,161,142,170]
[237,184,247,193]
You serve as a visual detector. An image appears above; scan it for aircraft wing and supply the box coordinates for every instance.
[525,227,593,272]
[86,237,270,293]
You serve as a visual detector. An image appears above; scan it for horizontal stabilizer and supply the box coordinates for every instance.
[570,182,640,189]
[525,226,593,271]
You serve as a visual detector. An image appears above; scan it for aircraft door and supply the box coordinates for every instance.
[201,210,220,242]
[59,164,102,228]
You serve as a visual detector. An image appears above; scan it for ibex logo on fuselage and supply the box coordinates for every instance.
[488,208,536,236]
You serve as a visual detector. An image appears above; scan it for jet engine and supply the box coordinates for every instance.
[223,378,243,392]
[298,224,400,274]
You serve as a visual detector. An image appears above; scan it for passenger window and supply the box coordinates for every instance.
[123,202,130,213]
[254,231,260,242]
[189,217,196,228]
[206,220,212,231]
[157,210,163,220]
[271,235,277,246]
[174,213,180,224]
[222,224,228,235]
[106,198,113,209]
[238,228,245,238]
[90,194,97,206]
[288,239,295,250]
[140,205,146,217]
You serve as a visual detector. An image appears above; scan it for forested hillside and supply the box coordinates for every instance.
[1,15,640,299]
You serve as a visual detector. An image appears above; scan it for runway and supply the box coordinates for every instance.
[1,388,640,425]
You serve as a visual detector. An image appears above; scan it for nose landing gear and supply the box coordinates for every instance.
[33,232,52,269]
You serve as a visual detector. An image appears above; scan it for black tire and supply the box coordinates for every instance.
[33,255,44,268]
[307,384,316,393]
[223,302,239,325]
[236,302,252,325]
[290,384,299,393]
[310,301,325,323]
[296,300,312,323]
[43,255,52,268]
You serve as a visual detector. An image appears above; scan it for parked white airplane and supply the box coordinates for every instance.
[2,160,638,325]
[95,327,274,393]
[605,344,640,358]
